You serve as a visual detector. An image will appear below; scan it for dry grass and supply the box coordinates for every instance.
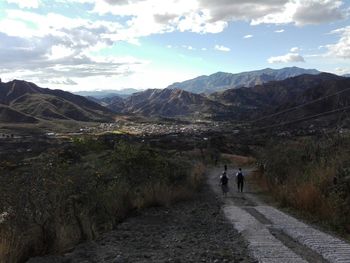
[258,137,350,236]
[0,232,12,263]
[221,154,256,167]
[133,162,206,209]
[132,183,192,209]
[251,169,269,192]
[189,162,206,189]
[0,229,26,263]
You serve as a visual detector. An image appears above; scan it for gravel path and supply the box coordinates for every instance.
[28,183,254,263]
[209,167,350,263]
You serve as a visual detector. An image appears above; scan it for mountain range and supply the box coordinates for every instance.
[0,79,113,123]
[95,73,350,124]
[74,88,141,99]
[2,67,350,128]
[166,67,320,94]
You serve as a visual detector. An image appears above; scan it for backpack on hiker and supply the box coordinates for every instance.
[220,172,228,185]
[237,171,244,181]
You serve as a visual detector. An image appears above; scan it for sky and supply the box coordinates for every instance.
[0,0,349,92]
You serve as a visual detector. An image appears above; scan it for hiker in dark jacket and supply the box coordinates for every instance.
[236,168,244,192]
[220,170,229,196]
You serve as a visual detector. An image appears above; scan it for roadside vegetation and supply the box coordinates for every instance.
[256,134,350,238]
[0,136,205,262]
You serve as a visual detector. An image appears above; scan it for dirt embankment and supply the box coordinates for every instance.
[28,184,254,263]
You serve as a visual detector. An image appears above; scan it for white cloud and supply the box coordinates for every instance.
[290,47,300,52]
[39,78,78,86]
[214,45,230,52]
[335,67,350,75]
[89,0,347,37]
[6,0,40,8]
[250,0,346,26]
[175,10,228,34]
[48,45,75,60]
[0,9,147,85]
[0,7,152,89]
[292,0,345,26]
[92,0,228,35]
[201,47,207,51]
[275,29,285,33]
[326,26,350,59]
[268,52,305,63]
[243,34,253,39]
[182,45,195,50]
[4,1,346,46]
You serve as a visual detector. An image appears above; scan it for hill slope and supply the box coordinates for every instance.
[211,73,350,125]
[103,89,232,118]
[0,104,38,123]
[0,80,113,122]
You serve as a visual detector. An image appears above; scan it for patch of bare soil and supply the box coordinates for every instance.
[28,184,254,263]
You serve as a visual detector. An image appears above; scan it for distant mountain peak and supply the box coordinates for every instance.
[74,88,142,99]
[167,67,321,94]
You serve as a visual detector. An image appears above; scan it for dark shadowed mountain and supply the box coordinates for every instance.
[74,89,141,99]
[343,74,350,78]
[167,67,321,94]
[211,73,344,109]
[0,104,38,123]
[209,73,350,126]
[97,96,125,113]
[261,74,350,127]
[0,79,113,123]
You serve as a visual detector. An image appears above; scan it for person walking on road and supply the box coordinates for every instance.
[236,168,244,192]
[220,165,229,196]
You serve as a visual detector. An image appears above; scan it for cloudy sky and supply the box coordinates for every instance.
[0,0,349,91]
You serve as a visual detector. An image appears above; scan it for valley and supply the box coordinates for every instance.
[1,67,350,263]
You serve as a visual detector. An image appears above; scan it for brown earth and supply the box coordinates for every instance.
[27,183,255,263]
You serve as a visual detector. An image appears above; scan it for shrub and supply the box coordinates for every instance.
[258,135,350,236]
[0,138,204,262]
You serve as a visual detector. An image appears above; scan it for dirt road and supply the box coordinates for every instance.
[209,166,350,263]
[28,182,254,263]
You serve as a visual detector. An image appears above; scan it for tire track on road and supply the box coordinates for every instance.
[209,167,350,263]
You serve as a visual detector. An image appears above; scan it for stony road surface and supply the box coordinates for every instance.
[210,167,350,263]
[28,181,254,263]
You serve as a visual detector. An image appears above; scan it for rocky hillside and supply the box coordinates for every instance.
[209,73,350,126]
[119,88,230,118]
[0,79,113,122]
[167,67,320,94]
[98,95,125,113]
[211,73,343,108]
